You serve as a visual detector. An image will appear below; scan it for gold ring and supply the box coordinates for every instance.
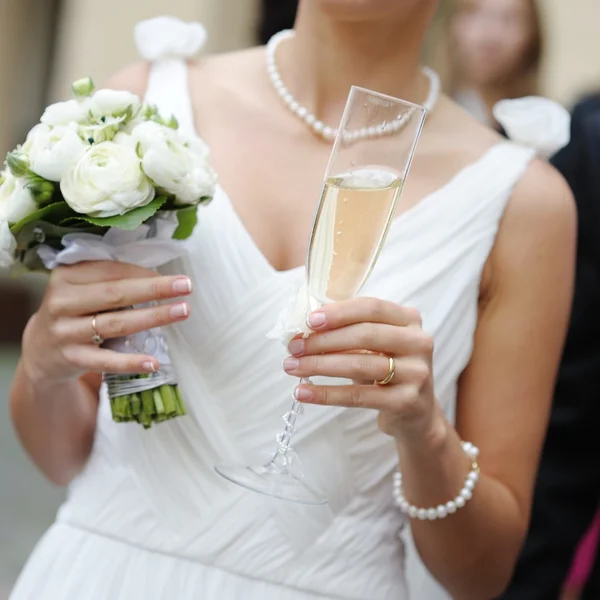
[91,315,104,345]
[375,356,395,386]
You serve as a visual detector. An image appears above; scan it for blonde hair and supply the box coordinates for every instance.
[446,0,544,98]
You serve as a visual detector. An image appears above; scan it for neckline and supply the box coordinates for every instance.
[220,141,511,275]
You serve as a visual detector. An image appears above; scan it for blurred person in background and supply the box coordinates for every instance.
[448,0,543,127]
[500,93,600,600]
[8,1,575,599]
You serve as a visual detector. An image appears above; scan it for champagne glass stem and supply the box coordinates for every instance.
[268,378,308,472]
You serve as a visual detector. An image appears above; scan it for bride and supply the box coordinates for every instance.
[9,1,575,599]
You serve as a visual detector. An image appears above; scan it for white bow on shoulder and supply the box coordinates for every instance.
[493,96,571,158]
[134,16,207,62]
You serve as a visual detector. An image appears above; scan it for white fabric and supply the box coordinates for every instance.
[11,17,552,600]
[493,96,571,158]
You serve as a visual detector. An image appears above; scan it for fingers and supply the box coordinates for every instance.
[53,302,190,343]
[61,345,159,375]
[293,382,420,413]
[284,354,429,386]
[46,274,192,317]
[283,352,389,382]
[288,323,433,357]
[306,297,421,331]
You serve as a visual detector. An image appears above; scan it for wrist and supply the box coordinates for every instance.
[394,404,450,456]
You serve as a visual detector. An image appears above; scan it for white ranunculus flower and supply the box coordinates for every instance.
[132,122,216,205]
[0,220,16,267]
[181,132,210,160]
[60,142,155,218]
[0,172,38,224]
[131,120,167,149]
[27,124,87,182]
[89,89,141,119]
[41,99,89,127]
[493,97,571,158]
[112,131,137,150]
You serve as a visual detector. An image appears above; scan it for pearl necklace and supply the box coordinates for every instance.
[266,29,441,143]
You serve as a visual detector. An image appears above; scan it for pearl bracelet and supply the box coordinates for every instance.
[393,441,480,521]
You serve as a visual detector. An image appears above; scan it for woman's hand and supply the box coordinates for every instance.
[22,260,192,386]
[282,297,439,442]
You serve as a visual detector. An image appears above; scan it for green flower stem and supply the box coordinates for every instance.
[153,389,165,415]
[174,386,187,416]
[160,385,176,414]
[109,383,187,429]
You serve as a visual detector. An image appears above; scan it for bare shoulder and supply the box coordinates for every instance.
[502,159,576,255]
[435,95,576,271]
[188,46,268,105]
[102,47,264,103]
[105,61,150,96]
[488,158,576,295]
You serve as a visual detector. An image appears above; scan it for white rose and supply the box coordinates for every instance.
[0,172,38,224]
[266,282,323,345]
[89,89,141,119]
[41,99,89,127]
[132,122,216,205]
[27,124,86,182]
[493,97,571,158]
[60,142,155,218]
[0,220,16,268]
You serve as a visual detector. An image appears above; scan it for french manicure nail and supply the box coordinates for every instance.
[143,361,157,373]
[307,312,326,328]
[294,386,313,401]
[283,357,299,372]
[169,302,188,318]
[172,277,192,294]
[288,339,304,356]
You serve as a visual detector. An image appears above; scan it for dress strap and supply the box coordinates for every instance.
[134,16,207,135]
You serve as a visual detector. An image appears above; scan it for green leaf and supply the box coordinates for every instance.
[10,202,78,235]
[80,196,167,231]
[172,205,198,240]
[13,219,105,249]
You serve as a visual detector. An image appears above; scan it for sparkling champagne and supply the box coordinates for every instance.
[307,168,403,303]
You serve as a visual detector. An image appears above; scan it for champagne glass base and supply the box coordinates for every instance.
[215,462,328,506]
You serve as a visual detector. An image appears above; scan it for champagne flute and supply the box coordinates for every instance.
[215,87,427,505]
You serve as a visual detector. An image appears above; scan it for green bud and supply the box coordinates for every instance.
[72,77,95,97]
[6,151,30,178]
[26,176,55,206]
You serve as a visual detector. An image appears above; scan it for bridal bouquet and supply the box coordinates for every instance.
[0,77,216,428]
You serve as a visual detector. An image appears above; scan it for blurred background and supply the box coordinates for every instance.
[1,0,600,598]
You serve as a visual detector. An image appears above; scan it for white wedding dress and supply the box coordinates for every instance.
[10,17,568,600]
